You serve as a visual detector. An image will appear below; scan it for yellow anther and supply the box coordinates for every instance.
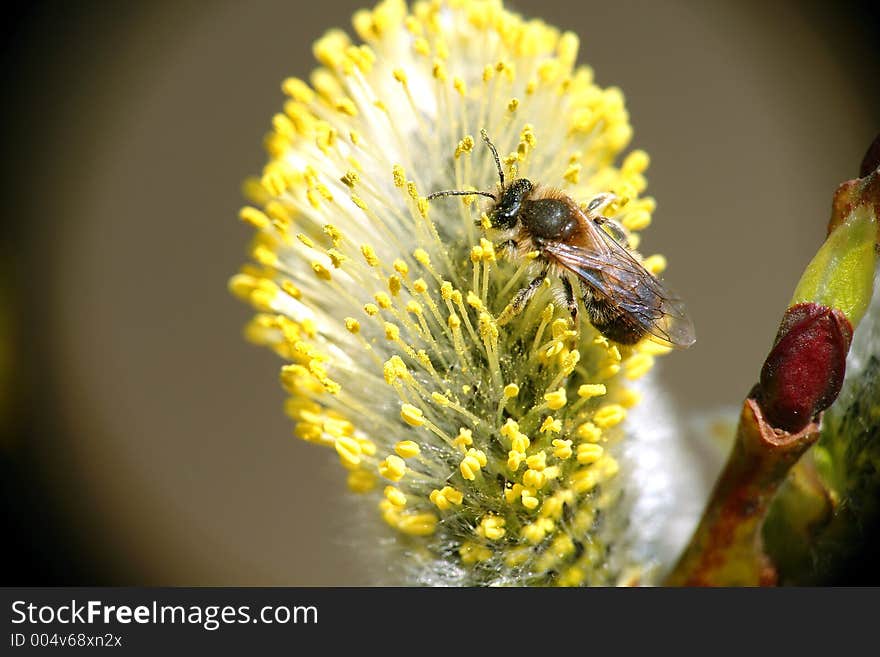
[578,383,607,399]
[643,254,667,275]
[499,418,520,439]
[469,448,488,467]
[382,355,407,384]
[543,341,564,360]
[339,169,359,188]
[503,384,520,399]
[443,486,463,505]
[511,434,529,453]
[606,345,622,363]
[390,164,406,187]
[507,97,520,112]
[364,303,380,316]
[459,541,492,564]
[470,245,483,263]
[623,149,650,174]
[312,262,331,281]
[561,350,581,374]
[598,362,621,379]
[577,422,602,443]
[541,490,571,519]
[413,278,429,294]
[324,417,354,438]
[521,522,547,545]
[378,455,406,481]
[577,443,604,465]
[505,483,524,504]
[558,31,579,64]
[384,322,400,340]
[393,259,409,276]
[453,428,473,452]
[478,312,498,342]
[384,486,407,507]
[521,490,540,510]
[405,300,423,315]
[525,451,547,471]
[523,468,546,490]
[431,392,451,407]
[507,450,525,471]
[544,388,567,410]
[563,162,581,184]
[413,248,431,266]
[341,317,359,335]
[455,136,475,159]
[394,440,420,458]
[618,387,642,408]
[601,457,620,478]
[335,436,362,468]
[392,68,408,84]
[281,77,315,103]
[400,403,425,427]
[416,350,433,370]
[570,468,598,494]
[313,29,350,68]
[396,512,437,536]
[323,224,343,245]
[550,318,570,339]
[352,435,375,457]
[429,489,448,510]
[261,280,291,308]
[453,76,466,95]
[540,416,562,434]
[505,546,530,568]
[239,206,271,230]
[430,486,462,510]
[460,448,487,480]
[387,275,402,297]
[413,37,430,56]
[360,244,380,267]
[552,439,573,459]
[479,238,496,262]
[593,404,626,429]
[252,245,279,268]
[347,469,376,493]
[622,210,651,231]
[640,340,673,356]
[625,353,655,380]
[478,515,506,540]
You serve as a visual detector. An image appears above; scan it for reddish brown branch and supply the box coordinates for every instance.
[666,399,819,586]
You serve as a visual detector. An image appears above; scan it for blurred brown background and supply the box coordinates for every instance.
[2,0,878,585]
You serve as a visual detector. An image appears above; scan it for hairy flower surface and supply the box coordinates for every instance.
[231,0,686,585]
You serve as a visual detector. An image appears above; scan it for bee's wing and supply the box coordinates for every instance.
[543,225,696,348]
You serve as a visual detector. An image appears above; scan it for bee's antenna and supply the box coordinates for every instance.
[480,129,505,190]
[426,189,497,201]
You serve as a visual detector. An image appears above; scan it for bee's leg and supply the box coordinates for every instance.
[562,276,578,324]
[592,216,629,246]
[496,268,547,326]
[495,239,518,251]
[578,279,597,321]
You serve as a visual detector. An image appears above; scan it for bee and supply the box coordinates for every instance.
[427,130,695,348]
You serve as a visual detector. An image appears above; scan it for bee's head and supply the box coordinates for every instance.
[489,178,532,230]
